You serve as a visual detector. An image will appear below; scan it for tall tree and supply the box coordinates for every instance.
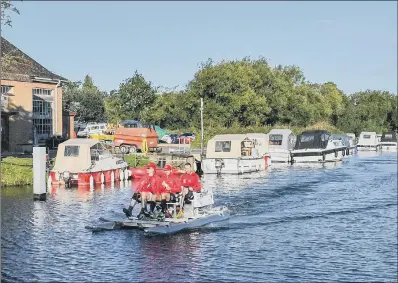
[117,71,157,120]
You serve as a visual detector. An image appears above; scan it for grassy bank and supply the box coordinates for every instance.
[122,154,150,167]
[1,157,34,187]
[171,121,343,148]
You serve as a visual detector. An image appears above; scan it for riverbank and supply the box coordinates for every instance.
[0,155,151,187]
[1,157,34,187]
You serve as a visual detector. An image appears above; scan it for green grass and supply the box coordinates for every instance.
[122,154,150,167]
[1,157,34,187]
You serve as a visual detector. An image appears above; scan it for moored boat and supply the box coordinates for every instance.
[202,134,270,174]
[290,130,347,163]
[357,132,380,151]
[49,139,130,187]
[267,129,296,163]
[331,133,356,156]
[380,132,397,151]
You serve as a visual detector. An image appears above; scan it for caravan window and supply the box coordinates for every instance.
[269,134,283,145]
[363,135,371,139]
[64,146,79,157]
[215,141,231,152]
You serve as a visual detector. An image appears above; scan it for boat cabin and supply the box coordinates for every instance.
[380,132,397,143]
[330,133,351,148]
[245,133,269,156]
[268,129,296,150]
[294,130,331,150]
[53,139,124,173]
[206,134,261,159]
[357,132,379,146]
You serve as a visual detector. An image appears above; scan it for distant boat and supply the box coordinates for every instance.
[357,132,380,151]
[380,132,397,151]
[267,129,296,163]
[290,130,347,163]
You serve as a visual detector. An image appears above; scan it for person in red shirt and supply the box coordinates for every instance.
[123,162,161,218]
[158,164,181,213]
[180,162,201,204]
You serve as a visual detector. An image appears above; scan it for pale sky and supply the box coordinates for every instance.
[3,1,397,95]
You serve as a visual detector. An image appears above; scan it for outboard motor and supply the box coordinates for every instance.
[63,170,71,188]
[215,159,224,176]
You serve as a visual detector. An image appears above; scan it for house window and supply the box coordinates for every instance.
[33,88,52,96]
[33,94,53,139]
[1,85,13,95]
[215,141,231,152]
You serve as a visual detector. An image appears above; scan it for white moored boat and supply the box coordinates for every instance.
[202,134,270,175]
[267,129,296,163]
[331,133,356,156]
[290,130,347,163]
[357,132,380,151]
[380,132,397,151]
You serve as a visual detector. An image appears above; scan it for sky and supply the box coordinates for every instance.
[2,1,397,95]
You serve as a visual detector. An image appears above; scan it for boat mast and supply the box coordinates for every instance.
[200,97,204,157]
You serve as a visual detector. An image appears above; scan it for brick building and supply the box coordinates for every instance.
[1,37,74,153]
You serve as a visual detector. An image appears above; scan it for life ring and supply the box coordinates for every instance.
[142,139,148,153]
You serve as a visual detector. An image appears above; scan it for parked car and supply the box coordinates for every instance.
[77,123,107,138]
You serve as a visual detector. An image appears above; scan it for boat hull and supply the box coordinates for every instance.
[291,148,346,163]
[357,145,380,151]
[49,167,129,186]
[144,208,230,235]
[268,150,291,163]
[380,143,397,151]
[202,157,268,174]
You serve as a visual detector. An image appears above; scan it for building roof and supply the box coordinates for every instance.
[1,36,67,83]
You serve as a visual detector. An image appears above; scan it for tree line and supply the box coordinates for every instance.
[62,57,397,136]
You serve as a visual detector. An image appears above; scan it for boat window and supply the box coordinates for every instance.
[269,134,283,145]
[385,134,393,139]
[363,135,371,139]
[321,134,330,141]
[215,141,231,152]
[64,146,79,157]
[300,135,314,142]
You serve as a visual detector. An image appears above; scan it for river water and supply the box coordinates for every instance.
[1,151,397,282]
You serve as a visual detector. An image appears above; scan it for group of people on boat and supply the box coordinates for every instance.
[123,162,201,218]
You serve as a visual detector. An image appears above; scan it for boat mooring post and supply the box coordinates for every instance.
[33,147,47,201]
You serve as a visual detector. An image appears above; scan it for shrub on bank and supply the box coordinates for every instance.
[1,157,34,187]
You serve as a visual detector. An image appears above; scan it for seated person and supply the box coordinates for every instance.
[155,164,182,215]
[180,162,201,204]
[123,162,161,218]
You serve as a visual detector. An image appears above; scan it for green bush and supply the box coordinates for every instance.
[1,157,34,186]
